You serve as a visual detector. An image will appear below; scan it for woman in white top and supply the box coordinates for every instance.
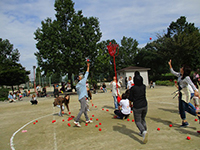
[169,59,200,127]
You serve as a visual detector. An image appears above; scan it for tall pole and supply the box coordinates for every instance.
[33,66,36,93]
[107,42,119,89]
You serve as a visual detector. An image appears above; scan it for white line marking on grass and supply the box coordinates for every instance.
[10,113,52,150]
[53,107,57,150]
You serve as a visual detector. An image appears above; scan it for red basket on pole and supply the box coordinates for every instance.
[107,42,121,101]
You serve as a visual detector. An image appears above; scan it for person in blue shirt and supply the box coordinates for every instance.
[8,93,15,103]
[74,62,92,127]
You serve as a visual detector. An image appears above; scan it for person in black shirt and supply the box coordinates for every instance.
[129,72,148,144]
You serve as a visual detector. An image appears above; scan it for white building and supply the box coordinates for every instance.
[117,66,151,86]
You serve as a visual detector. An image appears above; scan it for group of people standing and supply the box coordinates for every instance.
[52,58,200,144]
[111,72,148,143]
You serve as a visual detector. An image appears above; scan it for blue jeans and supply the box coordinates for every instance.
[113,96,118,109]
[103,88,107,93]
[179,92,196,120]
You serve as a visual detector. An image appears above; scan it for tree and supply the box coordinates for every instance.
[0,38,30,91]
[0,63,30,91]
[164,16,200,70]
[92,40,116,81]
[136,16,200,81]
[117,36,139,69]
[0,38,20,64]
[34,0,102,86]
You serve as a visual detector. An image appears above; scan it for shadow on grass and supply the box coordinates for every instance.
[53,113,72,116]
[175,128,199,137]
[148,116,173,126]
[102,105,115,110]
[148,116,198,134]
[113,123,143,144]
[148,116,197,129]
[158,108,179,114]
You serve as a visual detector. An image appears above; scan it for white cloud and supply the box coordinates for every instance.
[0,0,200,76]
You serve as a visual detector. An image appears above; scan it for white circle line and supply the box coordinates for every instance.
[10,113,53,150]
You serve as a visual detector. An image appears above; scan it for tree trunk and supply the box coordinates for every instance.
[12,85,14,93]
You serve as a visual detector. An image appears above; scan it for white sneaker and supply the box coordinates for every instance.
[85,120,93,124]
[74,121,81,127]
[142,131,148,144]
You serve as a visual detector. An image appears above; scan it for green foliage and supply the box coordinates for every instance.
[34,0,102,81]
[0,38,20,63]
[135,16,200,79]
[117,36,139,69]
[0,38,30,88]
[0,88,9,101]
[155,80,175,86]
[0,63,30,86]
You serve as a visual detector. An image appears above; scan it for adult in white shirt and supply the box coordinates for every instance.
[111,76,121,109]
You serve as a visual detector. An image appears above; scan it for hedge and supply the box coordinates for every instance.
[0,88,10,101]
[155,80,175,86]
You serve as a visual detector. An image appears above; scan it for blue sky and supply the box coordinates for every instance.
[0,0,200,79]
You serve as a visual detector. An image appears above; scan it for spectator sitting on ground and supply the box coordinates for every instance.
[114,93,131,119]
[8,93,15,103]
[30,94,38,105]
[102,83,107,93]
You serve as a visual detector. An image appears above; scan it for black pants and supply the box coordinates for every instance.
[30,100,38,105]
[114,110,129,119]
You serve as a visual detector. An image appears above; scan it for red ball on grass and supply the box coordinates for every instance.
[99,123,102,125]
[33,122,36,124]
[132,119,135,122]
[187,136,191,140]
[99,128,102,131]
[169,124,172,127]
[157,128,160,131]
[95,125,98,127]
